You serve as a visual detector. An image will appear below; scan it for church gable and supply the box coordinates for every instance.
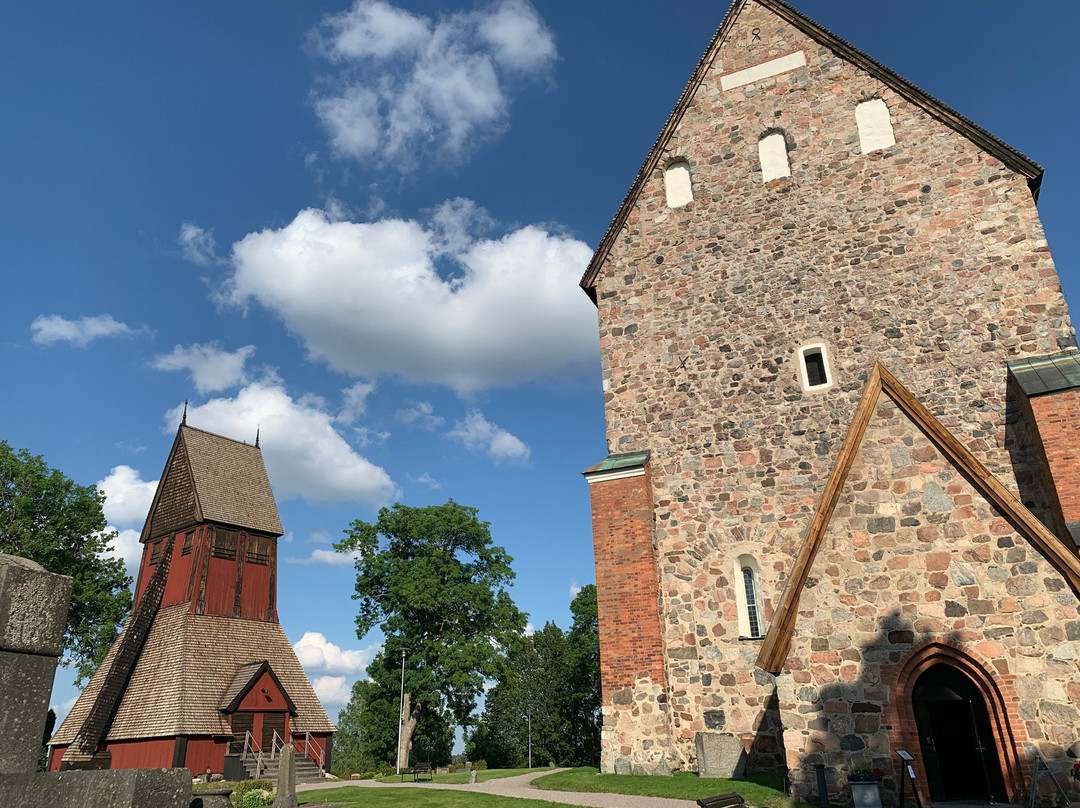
[145,435,199,543]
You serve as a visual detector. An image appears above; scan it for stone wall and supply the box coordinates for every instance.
[589,0,1075,775]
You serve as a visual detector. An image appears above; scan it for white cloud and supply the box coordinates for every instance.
[407,472,442,490]
[294,632,380,675]
[312,0,555,167]
[569,580,582,599]
[153,343,255,394]
[449,409,530,464]
[165,378,397,505]
[31,314,140,348]
[395,402,444,430]
[97,466,157,529]
[337,381,376,424]
[50,695,79,728]
[178,222,222,266]
[524,622,534,637]
[312,675,351,706]
[286,548,360,566]
[225,205,596,394]
[103,527,144,580]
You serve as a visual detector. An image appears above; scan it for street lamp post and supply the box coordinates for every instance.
[396,648,406,773]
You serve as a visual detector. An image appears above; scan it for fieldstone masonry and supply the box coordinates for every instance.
[0,552,189,806]
[0,553,71,773]
[582,0,1080,802]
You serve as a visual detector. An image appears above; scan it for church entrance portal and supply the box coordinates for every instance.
[912,665,1007,802]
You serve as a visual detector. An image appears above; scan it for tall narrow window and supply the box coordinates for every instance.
[758,133,790,182]
[246,535,270,565]
[797,342,834,392]
[735,554,766,639]
[664,160,693,208]
[149,539,164,565]
[856,98,895,154]
[181,530,194,556]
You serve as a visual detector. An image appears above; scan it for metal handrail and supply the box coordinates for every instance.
[303,731,326,773]
[271,729,284,759]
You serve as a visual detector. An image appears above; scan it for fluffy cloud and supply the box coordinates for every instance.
[395,402,444,430]
[312,675,351,706]
[569,580,582,599]
[407,472,442,490]
[312,0,555,167]
[449,409,529,464]
[337,381,376,424]
[294,632,379,675]
[97,466,157,529]
[286,548,360,565]
[104,527,143,580]
[178,223,222,266]
[31,314,140,348]
[166,378,397,505]
[153,343,255,394]
[225,204,596,394]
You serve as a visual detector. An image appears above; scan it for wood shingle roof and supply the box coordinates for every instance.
[51,604,335,744]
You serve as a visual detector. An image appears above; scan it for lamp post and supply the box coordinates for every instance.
[396,648,407,772]
[527,703,532,770]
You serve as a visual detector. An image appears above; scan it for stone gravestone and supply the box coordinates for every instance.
[695,732,747,779]
[0,552,190,807]
[0,553,72,773]
[273,744,298,808]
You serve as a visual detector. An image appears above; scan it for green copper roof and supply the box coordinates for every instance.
[1008,350,1080,396]
[582,451,650,476]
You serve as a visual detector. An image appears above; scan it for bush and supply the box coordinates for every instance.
[240,791,266,808]
[232,779,273,806]
[473,759,487,771]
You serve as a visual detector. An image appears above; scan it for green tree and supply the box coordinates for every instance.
[469,585,601,768]
[335,500,525,770]
[0,441,132,684]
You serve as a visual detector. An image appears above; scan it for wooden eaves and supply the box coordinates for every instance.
[755,362,1080,675]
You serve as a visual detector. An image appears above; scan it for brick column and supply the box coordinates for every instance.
[584,451,673,775]
[1016,385,1080,546]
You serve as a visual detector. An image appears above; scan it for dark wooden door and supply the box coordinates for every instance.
[262,712,286,750]
[230,711,254,754]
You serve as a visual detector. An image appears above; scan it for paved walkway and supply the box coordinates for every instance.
[296,768,698,808]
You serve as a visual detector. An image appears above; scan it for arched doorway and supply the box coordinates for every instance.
[912,665,1007,802]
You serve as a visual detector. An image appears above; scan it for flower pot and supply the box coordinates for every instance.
[849,780,882,808]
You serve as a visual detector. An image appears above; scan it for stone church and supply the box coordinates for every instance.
[582,0,1080,803]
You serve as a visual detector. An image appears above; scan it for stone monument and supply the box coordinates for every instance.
[273,744,298,808]
[0,552,190,807]
[695,732,747,779]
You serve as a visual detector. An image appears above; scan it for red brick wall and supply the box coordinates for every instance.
[589,468,665,697]
[1026,389,1080,537]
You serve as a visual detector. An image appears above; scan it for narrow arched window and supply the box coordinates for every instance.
[758,133,790,182]
[664,160,693,208]
[735,554,766,639]
[856,98,895,154]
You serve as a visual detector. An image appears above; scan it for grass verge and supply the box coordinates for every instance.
[374,767,553,785]
[532,767,810,808]
[299,786,562,807]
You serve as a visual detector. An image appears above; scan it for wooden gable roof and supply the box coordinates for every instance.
[220,660,298,714]
[579,0,1044,302]
[51,603,335,745]
[141,424,283,542]
[755,362,1080,675]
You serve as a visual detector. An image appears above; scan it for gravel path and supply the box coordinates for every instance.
[296,768,699,808]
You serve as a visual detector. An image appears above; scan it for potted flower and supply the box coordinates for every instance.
[847,764,884,808]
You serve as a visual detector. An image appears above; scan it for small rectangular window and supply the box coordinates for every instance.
[804,350,827,387]
[149,540,164,565]
[246,535,270,565]
[181,530,194,556]
[212,528,237,560]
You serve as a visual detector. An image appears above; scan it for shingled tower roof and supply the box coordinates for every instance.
[141,424,283,542]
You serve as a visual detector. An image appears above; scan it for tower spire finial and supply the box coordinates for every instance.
[182,400,188,426]
[255,424,260,448]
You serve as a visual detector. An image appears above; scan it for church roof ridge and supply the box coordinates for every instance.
[579,0,1044,301]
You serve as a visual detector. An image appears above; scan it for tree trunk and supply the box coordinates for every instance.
[397,691,419,771]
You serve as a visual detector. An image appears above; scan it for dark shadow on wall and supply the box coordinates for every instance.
[748,690,787,773]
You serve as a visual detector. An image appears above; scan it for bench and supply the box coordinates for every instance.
[402,762,433,782]
[697,794,745,808]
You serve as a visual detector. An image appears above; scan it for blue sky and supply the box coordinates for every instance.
[3,1,1078,727]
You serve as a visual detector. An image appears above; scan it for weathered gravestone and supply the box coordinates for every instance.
[695,732,747,779]
[0,553,189,807]
[273,744,298,808]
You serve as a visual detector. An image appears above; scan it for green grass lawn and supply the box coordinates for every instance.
[532,767,810,808]
[373,767,553,785]
[298,786,563,807]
